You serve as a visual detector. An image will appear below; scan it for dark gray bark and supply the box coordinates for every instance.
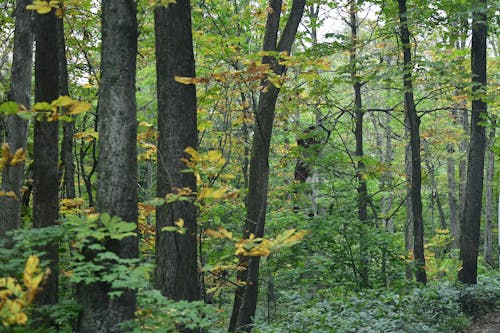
[458,0,487,285]
[32,7,59,326]
[56,16,75,199]
[397,0,427,285]
[0,0,33,238]
[154,0,200,306]
[77,1,138,331]
[484,118,495,266]
[230,0,306,331]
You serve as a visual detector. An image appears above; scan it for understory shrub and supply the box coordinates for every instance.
[254,280,478,333]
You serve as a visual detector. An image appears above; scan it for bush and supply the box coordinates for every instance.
[254,280,472,333]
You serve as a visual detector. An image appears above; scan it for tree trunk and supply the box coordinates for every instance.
[154,1,200,306]
[484,118,495,266]
[447,140,459,248]
[230,0,306,331]
[78,1,138,331]
[397,0,427,285]
[458,0,487,285]
[56,16,75,199]
[32,6,60,327]
[0,0,33,238]
[404,121,413,280]
[349,0,369,287]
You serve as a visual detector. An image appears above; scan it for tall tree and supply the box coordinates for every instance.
[32,4,60,318]
[229,0,306,331]
[57,15,75,199]
[458,0,488,284]
[349,0,370,287]
[397,0,427,285]
[0,0,33,238]
[154,0,200,304]
[77,1,138,331]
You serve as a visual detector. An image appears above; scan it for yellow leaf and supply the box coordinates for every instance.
[26,0,52,14]
[2,143,10,161]
[68,101,91,115]
[51,95,73,107]
[207,150,222,162]
[10,148,26,166]
[184,146,199,162]
[211,188,227,199]
[175,76,196,84]
[175,218,184,228]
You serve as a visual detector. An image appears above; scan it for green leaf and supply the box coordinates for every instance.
[0,101,19,114]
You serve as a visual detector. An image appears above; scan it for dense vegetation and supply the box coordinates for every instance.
[0,0,498,332]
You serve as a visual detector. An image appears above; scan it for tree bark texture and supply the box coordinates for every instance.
[484,119,495,266]
[458,0,487,285]
[57,16,75,199]
[78,1,138,331]
[397,0,427,285]
[350,0,370,287]
[230,0,306,331]
[154,1,200,305]
[447,141,459,248]
[0,0,33,238]
[33,7,60,317]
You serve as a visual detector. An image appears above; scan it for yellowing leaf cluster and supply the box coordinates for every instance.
[0,143,26,171]
[0,256,46,327]
[32,95,91,121]
[234,229,308,257]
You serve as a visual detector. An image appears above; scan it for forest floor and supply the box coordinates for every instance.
[463,309,500,333]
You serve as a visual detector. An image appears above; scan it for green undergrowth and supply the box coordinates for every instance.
[253,274,500,333]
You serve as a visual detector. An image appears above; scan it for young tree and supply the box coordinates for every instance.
[397,0,427,285]
[77,1,139,331]
[32,5,60,315]
[229,0,306,331]
[0,0,33,238]
[57,15,75,199]
[349,0,370,287]
[154,0,200,303]
[458,0,488,284]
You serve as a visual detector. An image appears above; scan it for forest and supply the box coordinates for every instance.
[0,0,498,332]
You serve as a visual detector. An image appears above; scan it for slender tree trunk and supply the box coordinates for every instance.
[397,0,426,285]
[230,0,306,331]
[458,0,487,285]
[484,118,495,266]
[32,6,60,326]
[78,1,138,331]
[56,16,75,199]
[349,0,369,287]
[0,0,33,238]
[154,1,200,307]
[404,121,413,280]
[447,140,459,248]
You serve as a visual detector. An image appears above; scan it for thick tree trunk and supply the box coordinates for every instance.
[33,4,59,300]
[0,0,33,238]
[230,0,305,331]
[484,119,495,266]
[458,0,487,285]
[56,16,75,199]
[32,7,60,327]
[154,1,200,306]
[78,1,138,331]
[397,0,426,285]
[349,0,369,287]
